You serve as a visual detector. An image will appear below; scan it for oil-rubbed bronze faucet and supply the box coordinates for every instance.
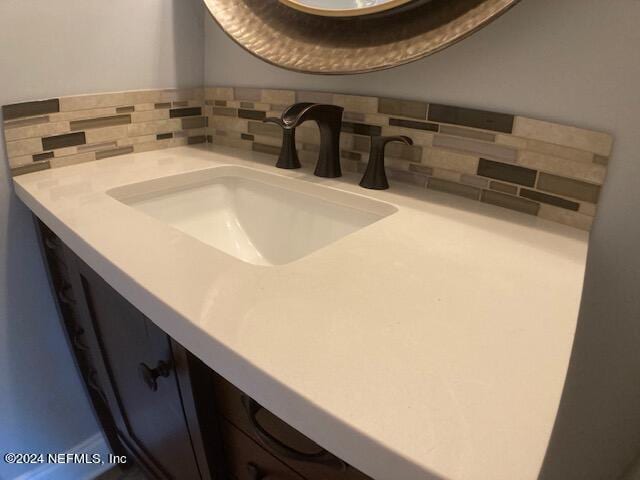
[263,103,344,178]
[359,135,413,190]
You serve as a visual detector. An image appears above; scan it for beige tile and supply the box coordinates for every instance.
[261,89,295,105]
[386,168,428,187]
[134,139,171,154]
[494,134,527,150]
[85,125,129,143]
[334,94,378,114]
[131,109,170,123]
[439,125,495,142]
[70,114,131,131]
[519,150,606,184]
[6,137,42,157]
[428,177,481,200]
[408,164,433,176]
[126,120,181,137]
[51,107,118,122]
[296,125,320,144]
[8,154,33,169]
[513,117,613,156]
[50,152,96,168]
[538,204,593,231]
[210,116,248,133]
[4,115,50,129]
[431,168,462,183]
[580,202,597,217]
[422,147,479,175]
[205,87,234,100]
[212,135,252,150]
[296,90,334,104]
[77,141,118,153]
[4,121,70,141]
[95,146,134,160]
[497,134,596,164]
[234,87,261,102]
[433,135,517,162]
[251,134,281,148]
[59,92,131,111]
[118,134,156,146]
[159,88,203,102]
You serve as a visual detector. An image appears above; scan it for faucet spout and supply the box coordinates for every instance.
[282,103,344,178]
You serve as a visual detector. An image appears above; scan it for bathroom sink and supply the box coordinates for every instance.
[108,166,396,266]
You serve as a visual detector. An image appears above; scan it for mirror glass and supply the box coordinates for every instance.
[279,0,415,17]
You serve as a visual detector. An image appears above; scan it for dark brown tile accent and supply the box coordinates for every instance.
[5,115,50,129]
[520,189,580,211]
[428,177,481,200]
[341,150,361,161]
[409,164,434,176]
[188,135,207,145]
[240,102,254,109]
[379,98,428,119]
[70,114,131,131]
[32,152,54,162]
[477,158,537,187]
[169,107,202,118]
[95,146,133,160]
[238,109,266,121]
[489,181,518,195]
[593,154,609,166]
[428,104,514,133]
[341,122,381,136]
[212,107,237,117]
[173,101,188,107]
[206,135,213,143]
[3,99,59,121]
[11,161,51,176]
[241,133,254,141]
[181,117,208,129]
[157,133,173,140]
[252,143,280,156]
[154,102,171,109]
[389,118,439,132]
[214,100,227,107]
[481,190,540,215]
[42,131,86,151]
[248,121,282,138]
[537,173,601,203]
[116,106,135,113]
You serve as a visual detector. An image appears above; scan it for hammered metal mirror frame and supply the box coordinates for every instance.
[203,0,521,74]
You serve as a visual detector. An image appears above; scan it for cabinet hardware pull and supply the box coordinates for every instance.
[138,361,172,392]
[241,395,346,471]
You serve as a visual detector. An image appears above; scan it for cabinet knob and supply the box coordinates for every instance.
[138,361,171,392]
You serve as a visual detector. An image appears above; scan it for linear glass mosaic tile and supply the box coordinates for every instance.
[2,87,614,231]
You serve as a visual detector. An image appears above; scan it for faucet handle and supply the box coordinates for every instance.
[261,117,301,169]
[359,135,413,190]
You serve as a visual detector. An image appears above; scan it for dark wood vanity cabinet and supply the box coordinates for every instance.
[36,218,373,480]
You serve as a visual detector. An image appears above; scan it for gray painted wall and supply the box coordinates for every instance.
[205,1,640,479]
[0,1,204,478]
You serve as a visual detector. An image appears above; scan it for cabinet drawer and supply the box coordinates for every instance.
[212,373,372,480]
[222,420,304,480]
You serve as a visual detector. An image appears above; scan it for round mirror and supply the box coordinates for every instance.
[203,0,521,74]
[278,0,416,17]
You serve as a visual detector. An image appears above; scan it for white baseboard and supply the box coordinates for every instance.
[13,432,112,480]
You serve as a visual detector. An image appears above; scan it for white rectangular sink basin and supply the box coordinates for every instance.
[108,166,397,266]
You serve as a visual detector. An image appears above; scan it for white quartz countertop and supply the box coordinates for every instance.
[14,145,589,480]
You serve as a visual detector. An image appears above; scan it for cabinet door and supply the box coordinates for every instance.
[71,258,202,480]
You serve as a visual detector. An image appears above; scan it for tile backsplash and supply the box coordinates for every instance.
[2,88,207,176]
[204,87,613,231]
[2,86,614,231]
